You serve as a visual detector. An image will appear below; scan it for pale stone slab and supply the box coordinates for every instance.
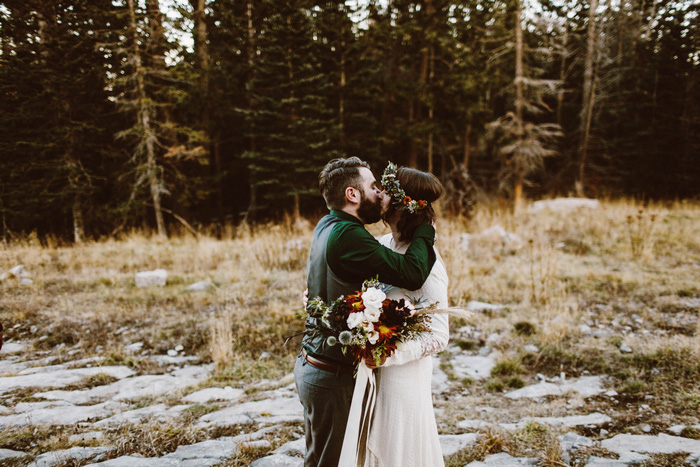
[584,457,633,467]
[466,452,538,466]
[87,456,179,467]
[185,280,211,291]
[197,396,303,428]
[506,376,605,399]
[37,366,209,404]
[28,446,113,467]
[183,386,244,404]
[0,448,29,461]
[0,366,135,395]
[531,198,600,212]
[456,419,491,430]
[273,438,305,457]
[451,354,497,380]
[134,269,167,287]
[601,433,700,457]
[0,342,27,354]
[95,403,190,427]
[439,433,478,457]
[466,301,505,312]
[250,454,304,467]
[0,401,125,429]
[68,431,104,443]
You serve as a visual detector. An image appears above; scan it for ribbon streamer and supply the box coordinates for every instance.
[338,361,376,467]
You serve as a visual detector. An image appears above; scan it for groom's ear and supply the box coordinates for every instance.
[345,186,360,205]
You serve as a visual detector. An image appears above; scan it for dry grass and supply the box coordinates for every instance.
[1,198,699,464]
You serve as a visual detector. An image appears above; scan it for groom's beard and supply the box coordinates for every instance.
[357,191,382,224]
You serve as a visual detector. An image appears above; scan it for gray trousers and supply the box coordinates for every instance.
[294,353,355,467]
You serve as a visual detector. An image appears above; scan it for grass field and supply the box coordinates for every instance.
[1,198,699,465]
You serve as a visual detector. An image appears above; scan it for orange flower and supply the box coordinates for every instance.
[402,196,412,205]
[417,200,427,209]
[376,323,399,341]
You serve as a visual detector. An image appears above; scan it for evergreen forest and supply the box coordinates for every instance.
[0,0,698,241]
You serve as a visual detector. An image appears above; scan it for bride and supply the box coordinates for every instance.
[341,163,449,467]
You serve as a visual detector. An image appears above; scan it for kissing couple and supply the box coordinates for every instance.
[294,157,450,466]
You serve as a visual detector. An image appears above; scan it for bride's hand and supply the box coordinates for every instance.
[364,355,386,369]
[303,289,308,308]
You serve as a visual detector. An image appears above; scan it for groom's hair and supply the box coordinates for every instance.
[319,157,371,210]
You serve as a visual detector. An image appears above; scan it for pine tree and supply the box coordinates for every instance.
[243,0,339,217]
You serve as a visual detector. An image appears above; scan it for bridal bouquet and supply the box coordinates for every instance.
[304,278,433,365]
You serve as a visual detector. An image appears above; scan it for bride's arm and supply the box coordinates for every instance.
[381,312,449,367]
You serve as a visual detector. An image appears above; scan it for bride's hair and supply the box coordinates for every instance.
[386,167,444,243]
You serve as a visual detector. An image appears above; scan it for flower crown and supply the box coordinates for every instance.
[381,162,428,214]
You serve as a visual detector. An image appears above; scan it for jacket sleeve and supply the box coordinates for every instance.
[331,224,436,291]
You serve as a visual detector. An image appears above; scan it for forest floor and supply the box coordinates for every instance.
[0,198,699,466]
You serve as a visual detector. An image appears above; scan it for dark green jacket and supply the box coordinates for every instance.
[302,210,436,365]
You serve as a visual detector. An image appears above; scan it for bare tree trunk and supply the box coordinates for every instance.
[463,122,471,169]
[128,0,166,236]
[427,45,435,173]
[339,5,347,151]
[514,0,525,213]
[38,4,86,243]
[557,23,568,127]
[246,0,257,220]
[577,0,598,197]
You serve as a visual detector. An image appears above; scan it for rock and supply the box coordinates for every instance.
[250,454,303,467]
[175,344,184,352]
[438,433,478,457]
[20,278,34,285]
[183,386,244,404]
[642,424,652,433]
[0,449,29,461]
[523,344,539,353]
[28,446,113,467]
[37,366,211,404]
[0,401,125,429]
[196,396,303,428]
[506,375,606,399]
[95,403,189,427]
[134,269,167,287]
[584,456,635,466]
[531,198,600,212]
[68,431,104,443]
[1,341,27,354]
[466,452,538,466]
[619,342,632,353]
[450,354,497,380]
[167,349,178,357]
[601,433,700,464]
[466,301,505,312]
[124,342,143,354]
[273,438,305,457]
[559,431,594,463]
[456,419,491,430]
[185,280,211,291]
[605,390,618,397]
[87,455,179,466]
[501,413,611,431]
[0,366,135,395]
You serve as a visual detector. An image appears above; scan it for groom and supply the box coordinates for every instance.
[294,157,437,466]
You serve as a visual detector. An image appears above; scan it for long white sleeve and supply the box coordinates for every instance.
[377,233,450,368]
[382,312,449,367]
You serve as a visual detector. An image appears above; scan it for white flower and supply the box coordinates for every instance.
[364,305,382,323]
[366,330,379,345]
[360,319,374,333]
[362,287,386,309]
[406,300,417,316]
[347,312,364,330]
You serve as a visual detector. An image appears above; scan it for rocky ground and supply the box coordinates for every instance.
[2,314,699,467]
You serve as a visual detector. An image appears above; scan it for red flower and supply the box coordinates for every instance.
[402,196,412,205]
[417,200,427,209]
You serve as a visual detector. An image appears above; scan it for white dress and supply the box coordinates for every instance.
[341,233,449,467]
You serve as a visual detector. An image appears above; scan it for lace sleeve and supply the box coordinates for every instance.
[382,312,449,367]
